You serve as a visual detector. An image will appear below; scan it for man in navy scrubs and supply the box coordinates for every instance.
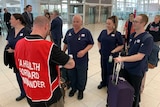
[114,14,153,107]
[63,14,94,100]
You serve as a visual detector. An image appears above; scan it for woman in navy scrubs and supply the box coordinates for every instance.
[6,13,31,101]
[97,16,124,89]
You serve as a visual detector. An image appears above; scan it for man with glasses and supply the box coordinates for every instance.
[114,14,153,107]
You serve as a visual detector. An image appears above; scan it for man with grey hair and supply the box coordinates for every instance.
[63,14,94,100]
[50,10,63,48]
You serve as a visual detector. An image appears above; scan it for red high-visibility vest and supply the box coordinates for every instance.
[14,38,60,102]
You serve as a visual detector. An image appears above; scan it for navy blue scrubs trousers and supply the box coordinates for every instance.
[14,67,26,97]
[68,63,88,91]
[100,57,114,87]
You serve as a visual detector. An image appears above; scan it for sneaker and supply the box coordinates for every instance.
[69,89,76,97]
[77,91,83,100]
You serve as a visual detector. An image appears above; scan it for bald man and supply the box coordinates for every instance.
[14,16,75,107]
[63,14,94,100]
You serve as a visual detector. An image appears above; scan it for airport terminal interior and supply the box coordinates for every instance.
[0,0,160,107]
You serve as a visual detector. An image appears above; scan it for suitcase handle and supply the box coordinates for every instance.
[112,53,122,85]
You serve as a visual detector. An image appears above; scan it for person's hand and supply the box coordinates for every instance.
[111,50,116,54]
[114,57,123,63]
[77,50,85,58]
[7,47,14,53]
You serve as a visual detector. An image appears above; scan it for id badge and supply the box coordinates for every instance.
[108,55,113,63]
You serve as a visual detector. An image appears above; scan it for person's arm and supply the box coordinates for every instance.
[51,44,75,69]
[123,21,128,35]
[7,47,14,53]
[97,41,101,50]
[63,43,68,52]
[114,53,145,63]
[63,57,75,69]
[77,44,93,58]
[111,32,124,53]
[63,32,68,52]
[50,19,56,31]
[111,45,124,53]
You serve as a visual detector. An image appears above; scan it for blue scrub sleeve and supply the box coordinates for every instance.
[97,30,104,42]
[116,32,123,46]
[87,30,94,44]
[63,31,69,44]
[139,37,153,56]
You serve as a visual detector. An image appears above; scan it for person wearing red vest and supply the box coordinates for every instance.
[14,16,75,107]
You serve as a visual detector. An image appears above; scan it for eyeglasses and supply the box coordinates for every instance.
[133,20,141,23]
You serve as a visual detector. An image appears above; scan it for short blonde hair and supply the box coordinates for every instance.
[155,15,160,20]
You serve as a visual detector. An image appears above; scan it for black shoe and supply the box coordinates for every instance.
[97,84,105,89]
[16,96,25,101]
[77,91,83,100]
[69,89,76,97]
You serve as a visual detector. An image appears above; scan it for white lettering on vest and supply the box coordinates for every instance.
[19,68,39,79]
[18,59,40,71]
[22,77,45,88]
[18,59,47,89]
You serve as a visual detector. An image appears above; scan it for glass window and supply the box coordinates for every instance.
[70,0,83,3]
[62,0,67,3]
[150,0,158,3]
[86,0,99,3]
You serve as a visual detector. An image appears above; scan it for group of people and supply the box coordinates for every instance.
[3,5,33,31]
[4,4,160,107]
[4,4,94,107]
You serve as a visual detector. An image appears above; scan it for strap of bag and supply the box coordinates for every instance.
[112,53,122,85]
[141,32,152,43]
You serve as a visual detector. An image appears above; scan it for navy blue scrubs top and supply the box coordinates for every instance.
[63,28,94,64]
[124,32,153,76]
[6,27,31,49]
[98,30,123,58]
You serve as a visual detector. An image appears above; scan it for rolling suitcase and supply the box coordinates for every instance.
[107,61,134,107]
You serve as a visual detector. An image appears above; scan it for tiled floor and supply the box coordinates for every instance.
[0,21,160,107]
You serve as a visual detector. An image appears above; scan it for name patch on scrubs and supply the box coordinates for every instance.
[81,34,85,37]
[136,39,140,43]
[20,33,24,36]
[111,34,115,37]
[134,39,140,44]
